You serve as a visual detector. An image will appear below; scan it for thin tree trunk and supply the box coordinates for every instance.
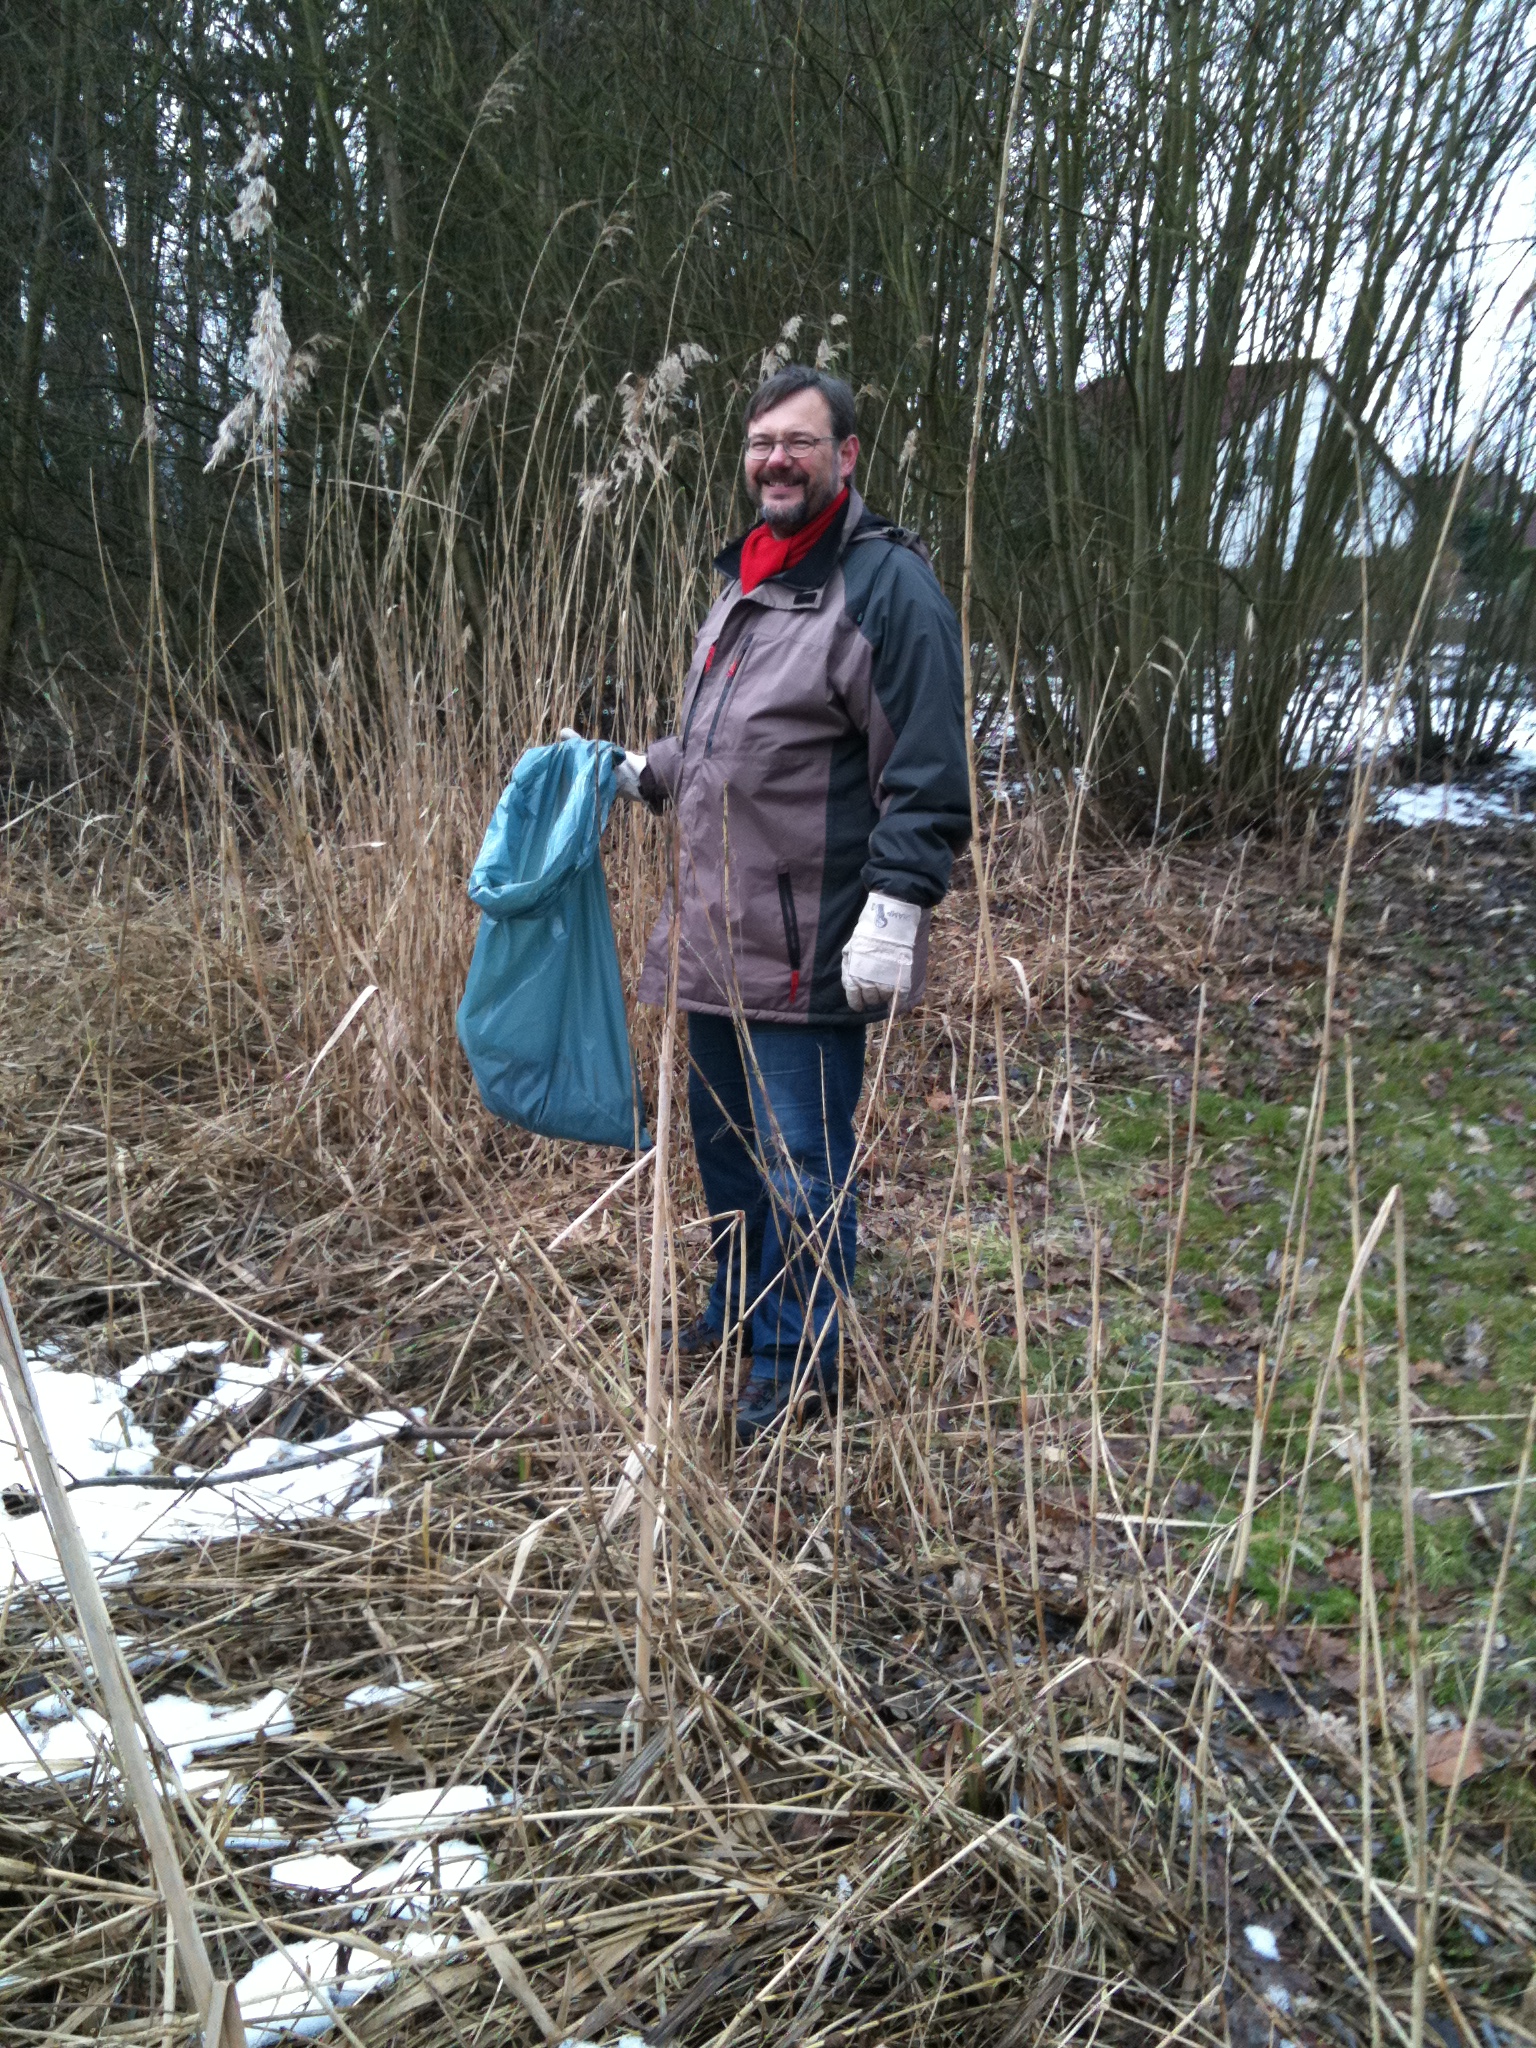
[179,0,207,560]
[0,1,72,707]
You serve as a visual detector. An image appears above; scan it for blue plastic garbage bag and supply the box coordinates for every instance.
[457,737,648,1149]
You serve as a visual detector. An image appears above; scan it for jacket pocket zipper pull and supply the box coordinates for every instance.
[776,867,803,1008]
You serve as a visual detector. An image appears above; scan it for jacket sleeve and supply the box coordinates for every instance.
[858,548,971,905]
[640,738,680,809]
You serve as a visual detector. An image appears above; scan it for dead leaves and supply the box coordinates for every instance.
[1407,1357,1449,1386]
[1166,1311,1228,1349]
[949,1564,986,1604]
[1423,1725,1485,1789]
[1191,1358,1259,1410]
[1324,1549,1386,1592]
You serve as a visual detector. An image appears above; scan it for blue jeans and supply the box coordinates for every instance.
[686,1012,865,1386]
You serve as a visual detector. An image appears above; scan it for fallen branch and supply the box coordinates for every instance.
[34,1420,564,1495]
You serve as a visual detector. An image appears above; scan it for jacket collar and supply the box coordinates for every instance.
[715,487,873,604]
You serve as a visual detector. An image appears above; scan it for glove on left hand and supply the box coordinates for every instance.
[558,729,646,801]
[841,892,922,1012]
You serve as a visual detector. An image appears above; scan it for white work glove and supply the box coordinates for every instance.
[611,748,646,802]
[841,892,922,1012]
[559,729,646,802]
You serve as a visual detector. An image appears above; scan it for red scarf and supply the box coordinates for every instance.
[738,488,848,595]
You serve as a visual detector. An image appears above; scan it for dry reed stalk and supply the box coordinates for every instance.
[1278,1185,1402,1613]
[1394,1192,1432,2048]
[633,826,681,1737]
[0,1260,248,2047]
[547,1148,656,1253]
[1140,984,1205,1537]
[1222,1348,1267,1625]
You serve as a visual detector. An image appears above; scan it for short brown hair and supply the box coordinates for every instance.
[744,365,856,442]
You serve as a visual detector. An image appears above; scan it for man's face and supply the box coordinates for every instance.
[743,389,859,536]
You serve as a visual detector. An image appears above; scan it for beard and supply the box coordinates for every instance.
[751,466,839,536]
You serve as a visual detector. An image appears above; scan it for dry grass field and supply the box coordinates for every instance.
[2,772,1534,2048]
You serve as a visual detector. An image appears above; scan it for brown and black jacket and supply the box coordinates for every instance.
[636,488,969,1024]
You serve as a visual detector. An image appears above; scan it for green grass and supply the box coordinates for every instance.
[1063,937,1536,1724]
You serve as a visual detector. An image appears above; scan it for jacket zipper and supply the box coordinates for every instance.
[777,867,802,1006]
[704,633,754,755]
[680,641,718,749]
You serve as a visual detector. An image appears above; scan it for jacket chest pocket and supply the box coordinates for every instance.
[702,633,754,756]
[679,641,717,749]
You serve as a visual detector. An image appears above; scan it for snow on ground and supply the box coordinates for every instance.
[0,1338,538,2041]
[1374,778,1528,828]
[1,1351,161,1492]
[119,1337,230,1392]
[343,1680,433,1710]
[234,1931,457,2047]
[3,1657,516,2042]
[322,1783,519,1842]
[233,1795,511,2041]
[1369,704,1536,830]
[0,1342,401,1592]
[0,1683,292,1792]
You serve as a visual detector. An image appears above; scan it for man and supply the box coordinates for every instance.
[616,365,969,1441]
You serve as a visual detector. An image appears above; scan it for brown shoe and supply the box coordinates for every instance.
[664,1316,742,1359]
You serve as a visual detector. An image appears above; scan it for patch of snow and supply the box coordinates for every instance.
[233,1929,455,2047]
[1244,1923,1281,1961]
[145,1687,294,1766]
[343,1682,430,1712]
[236,1832,488,2043]
[25,1690,75,1725]
[183,1765,245,1799]
[0,1402,406,1593]
[120,1339,228,1392]
[323,1783,514,1843]
[345,1496,395,1521]
[0,1685,291,1789]
[0,1699,110,1783]
[173,1340,334,1441]
[349,1839,489,1919]
[1374,782,1520,829]
[270,1852,364,1894]
[2,1352,159,1495]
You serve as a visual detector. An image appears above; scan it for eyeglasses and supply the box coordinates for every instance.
[743,432,837,460]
